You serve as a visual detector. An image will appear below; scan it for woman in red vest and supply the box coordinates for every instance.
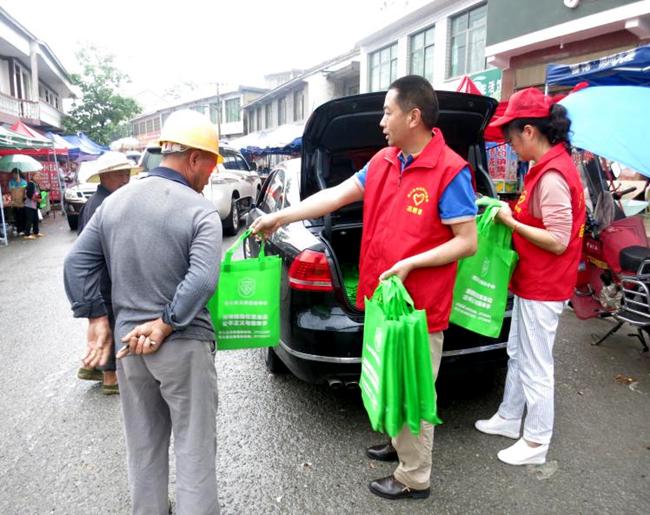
[475,88,585,466]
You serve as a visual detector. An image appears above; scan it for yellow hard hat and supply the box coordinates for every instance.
[159,109,223,163]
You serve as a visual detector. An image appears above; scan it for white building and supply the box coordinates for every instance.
[243,49,360,135]
[0,6,74,130]
[358,0,490,94]
[130,85,268,147]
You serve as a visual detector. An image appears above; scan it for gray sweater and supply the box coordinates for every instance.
[64,169,223,347]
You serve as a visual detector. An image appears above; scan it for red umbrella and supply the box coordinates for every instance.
[456,75,483,95]
[455,76,506,142]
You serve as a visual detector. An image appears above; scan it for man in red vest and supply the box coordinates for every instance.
[251,75,478,500]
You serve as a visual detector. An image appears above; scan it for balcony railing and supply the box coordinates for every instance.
[0,92,63,128]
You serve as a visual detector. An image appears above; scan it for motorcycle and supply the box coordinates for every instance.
[570,152,650,352]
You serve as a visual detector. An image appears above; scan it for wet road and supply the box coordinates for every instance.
[0,215,648,514]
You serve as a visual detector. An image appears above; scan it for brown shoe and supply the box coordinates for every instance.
[35,233,45,237]
[23,235,36,240]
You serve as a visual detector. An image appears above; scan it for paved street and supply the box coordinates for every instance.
[0,215,648,515]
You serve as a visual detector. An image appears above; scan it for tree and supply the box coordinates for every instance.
[63,46,141,145]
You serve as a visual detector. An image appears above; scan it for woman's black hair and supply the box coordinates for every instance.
[504,104,572,150]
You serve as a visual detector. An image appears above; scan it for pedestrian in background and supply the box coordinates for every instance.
[8,169,26,235]
[64,109,223,515]
[475,88,585,466]
[75,151,138,395]
[23,171,43,239]
[252,75,478,500]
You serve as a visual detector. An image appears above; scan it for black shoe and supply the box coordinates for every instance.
[369,475,430,500]
[366,442,398,462]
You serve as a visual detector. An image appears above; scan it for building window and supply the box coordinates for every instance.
[256,108,262,130]
[153,117,161,132]
[209,102,222,125]
[13,62,31,100]
[278,96,286,125]
[369,44,397,92]
[410,25,435,83]
[146,119,154,133]
[226,97,241,123]
[448,3,487,78]
[225,97,241,123]
[293,89,304,121]
[369,43,398,92]
[264,103,272,128]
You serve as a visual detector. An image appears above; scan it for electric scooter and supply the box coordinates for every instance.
[570,152,650,351]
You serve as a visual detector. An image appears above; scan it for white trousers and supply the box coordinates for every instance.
[498,296,564,445]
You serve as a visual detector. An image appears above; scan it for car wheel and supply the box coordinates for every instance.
[67,214,78,231]
[265,347,288,374]
[223,197,239,236]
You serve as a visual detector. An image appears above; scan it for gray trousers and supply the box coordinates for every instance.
[117,338,219,515]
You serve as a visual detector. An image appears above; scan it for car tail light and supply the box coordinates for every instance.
[288,250,334,291]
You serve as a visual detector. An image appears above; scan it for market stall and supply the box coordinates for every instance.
[229,122,304,173]
[0,122,68,204]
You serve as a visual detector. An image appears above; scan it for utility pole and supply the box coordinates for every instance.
[216,82,222,137]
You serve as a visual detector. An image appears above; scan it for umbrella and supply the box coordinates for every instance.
[559,86,650,178]
[0,154,43,173]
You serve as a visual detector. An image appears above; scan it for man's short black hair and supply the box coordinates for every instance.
[389,75,439,129]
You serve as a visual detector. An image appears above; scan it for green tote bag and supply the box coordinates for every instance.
[361,276,442,438]
[207,229,281,350]
[450,197,518,338]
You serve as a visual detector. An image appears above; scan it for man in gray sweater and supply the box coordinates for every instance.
[64,110,223,515]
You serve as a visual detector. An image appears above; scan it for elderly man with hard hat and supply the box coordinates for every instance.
[64,110,223,514]
[76,151,139,394]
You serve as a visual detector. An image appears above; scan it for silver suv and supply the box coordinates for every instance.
[140,144,262,235]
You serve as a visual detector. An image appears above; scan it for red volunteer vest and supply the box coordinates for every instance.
[510,144,586,301]
[356,130,468,332]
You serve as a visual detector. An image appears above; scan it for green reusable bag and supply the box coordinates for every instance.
[450,197,518,338]
[359,283,391,433]
[207,229,281,350]
[360,276,441,438]
[382,318,405,438]
[38,190,48,210]
[390,278,442,435]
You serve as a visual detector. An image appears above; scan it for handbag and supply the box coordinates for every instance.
[450,197,518,338]
[207,229,281,350]
[360,276,442,438]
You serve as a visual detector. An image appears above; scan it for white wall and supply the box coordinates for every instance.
[0,18,31,56]
[358,0,485,93]
[0,58,11,95]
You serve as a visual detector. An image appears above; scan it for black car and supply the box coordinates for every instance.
[245,92,510,386]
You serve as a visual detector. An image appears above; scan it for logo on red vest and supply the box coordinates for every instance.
[406,187,430,216]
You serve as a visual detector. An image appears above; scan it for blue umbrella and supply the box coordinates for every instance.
[560,86,650,178]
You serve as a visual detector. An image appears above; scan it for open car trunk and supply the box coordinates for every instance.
[300,91,498,307]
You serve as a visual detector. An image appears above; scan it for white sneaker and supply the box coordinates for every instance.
[474,413,521,439]
[497,438,548,466]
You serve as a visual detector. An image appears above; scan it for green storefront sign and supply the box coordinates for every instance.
[470,68,502,100]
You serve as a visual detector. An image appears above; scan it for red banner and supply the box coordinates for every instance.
[38,161,61,201]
